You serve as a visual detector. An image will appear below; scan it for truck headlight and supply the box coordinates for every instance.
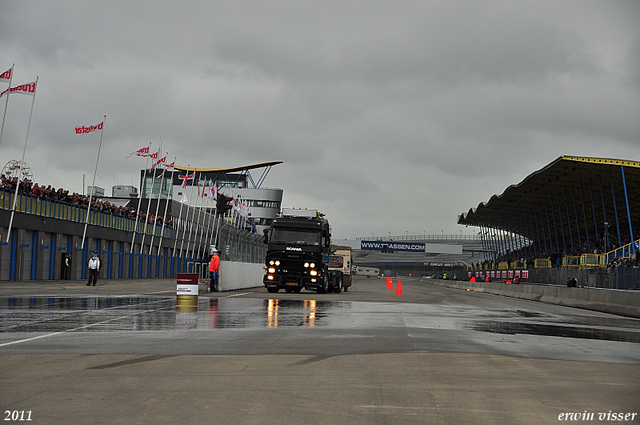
[304,262,309,268]
[268,267,276,273]
[275,260,280,266]
[310,270,318,276]
[310,263,315,268]
[267,275,274,281]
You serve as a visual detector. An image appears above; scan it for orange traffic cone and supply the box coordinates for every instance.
[395,278,403,295]
[387,277,393,290]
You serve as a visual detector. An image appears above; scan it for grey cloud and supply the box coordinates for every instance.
[1,0,639,238]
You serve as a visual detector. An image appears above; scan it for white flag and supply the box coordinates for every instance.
[0,80,37,98]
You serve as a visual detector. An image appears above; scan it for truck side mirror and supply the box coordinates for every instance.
[263,229,269,244]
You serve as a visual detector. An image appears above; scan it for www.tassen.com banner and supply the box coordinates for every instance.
[360,240,425,252]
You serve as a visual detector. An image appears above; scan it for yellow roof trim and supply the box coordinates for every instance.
[562,156,640,168]
[174,161,283,173]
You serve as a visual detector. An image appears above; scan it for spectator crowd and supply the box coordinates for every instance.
[470,228,639,271]
[1,175,173,228]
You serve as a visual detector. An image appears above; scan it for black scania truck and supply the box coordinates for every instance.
[263,208,342,294]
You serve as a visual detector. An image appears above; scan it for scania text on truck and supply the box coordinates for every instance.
[262,208,342,294]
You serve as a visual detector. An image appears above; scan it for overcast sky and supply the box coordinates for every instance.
[1,1,638,239]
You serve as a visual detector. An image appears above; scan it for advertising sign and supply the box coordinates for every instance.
[360,240,425,252]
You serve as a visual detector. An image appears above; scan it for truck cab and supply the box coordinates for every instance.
[263,209,340,293]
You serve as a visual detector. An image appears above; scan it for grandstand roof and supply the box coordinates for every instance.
[174,161,283,174]
[172,161,283,189]
[457,156,640,242]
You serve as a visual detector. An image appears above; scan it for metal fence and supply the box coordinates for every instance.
[527,267,640,290]
[192,222,267,281]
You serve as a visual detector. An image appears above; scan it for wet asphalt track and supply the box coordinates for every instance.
[1,276,638,424]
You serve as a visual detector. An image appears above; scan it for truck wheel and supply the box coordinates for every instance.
[267,287,279,293]
[333,279,342,293]
[317,275,328,294]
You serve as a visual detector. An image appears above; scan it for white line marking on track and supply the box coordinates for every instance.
[0,305,173,347]
[221,292,253,298]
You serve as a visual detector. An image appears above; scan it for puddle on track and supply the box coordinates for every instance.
[0,296,638,344]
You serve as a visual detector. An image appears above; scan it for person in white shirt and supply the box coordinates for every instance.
[86,251,101,286]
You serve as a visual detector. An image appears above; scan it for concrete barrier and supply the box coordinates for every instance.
[433,279,640,318]
[199,261,264,292]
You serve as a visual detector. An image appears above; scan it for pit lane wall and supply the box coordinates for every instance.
[431,279,640,319]
[220,261,264,291]
[198,261,264,292]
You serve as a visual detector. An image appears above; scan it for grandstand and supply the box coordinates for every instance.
[457,156,640,289]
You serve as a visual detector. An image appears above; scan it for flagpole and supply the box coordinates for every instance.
[131,142,152,253]
[0,63,15,152]
[173,166,191,258]
[198,179,214,260]
[214,187,223,249]
[149,151,168,264]
[183,171,199,259]
[215,186,227,249]
[80,114,106,250]
[6,76,38,244]
[202,180,216,254]
[158,157,177,257]
[208,183,219,248]
[190,176,206,260]
[140,146,161,254]
[198,180,214,260]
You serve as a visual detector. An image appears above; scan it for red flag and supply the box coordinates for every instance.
[178,172,195,188]
[207,186,217,201]
[0,80,37,98]
[150,155,166,170]
[149,152,158,160]
[75,121,104,135]
[126,146,150,158]
[166,160,175,169]
[0,67,12,82]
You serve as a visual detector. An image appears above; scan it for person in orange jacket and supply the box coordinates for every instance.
[209,249,220,292]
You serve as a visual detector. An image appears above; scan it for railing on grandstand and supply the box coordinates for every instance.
[562,256,580,268]
[0,189,171,238]
[534,259,551,268]
[580,253,602,267]
[475,239,639,271]
[604,240,640,264]
[358,234,480,241]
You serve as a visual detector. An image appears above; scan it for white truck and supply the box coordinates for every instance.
[355,266,380,278]
[329,245,353,292]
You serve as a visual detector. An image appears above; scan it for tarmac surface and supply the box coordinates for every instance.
[1,276,639,424]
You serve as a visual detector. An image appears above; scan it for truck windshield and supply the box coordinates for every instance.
[270,229,321,246]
